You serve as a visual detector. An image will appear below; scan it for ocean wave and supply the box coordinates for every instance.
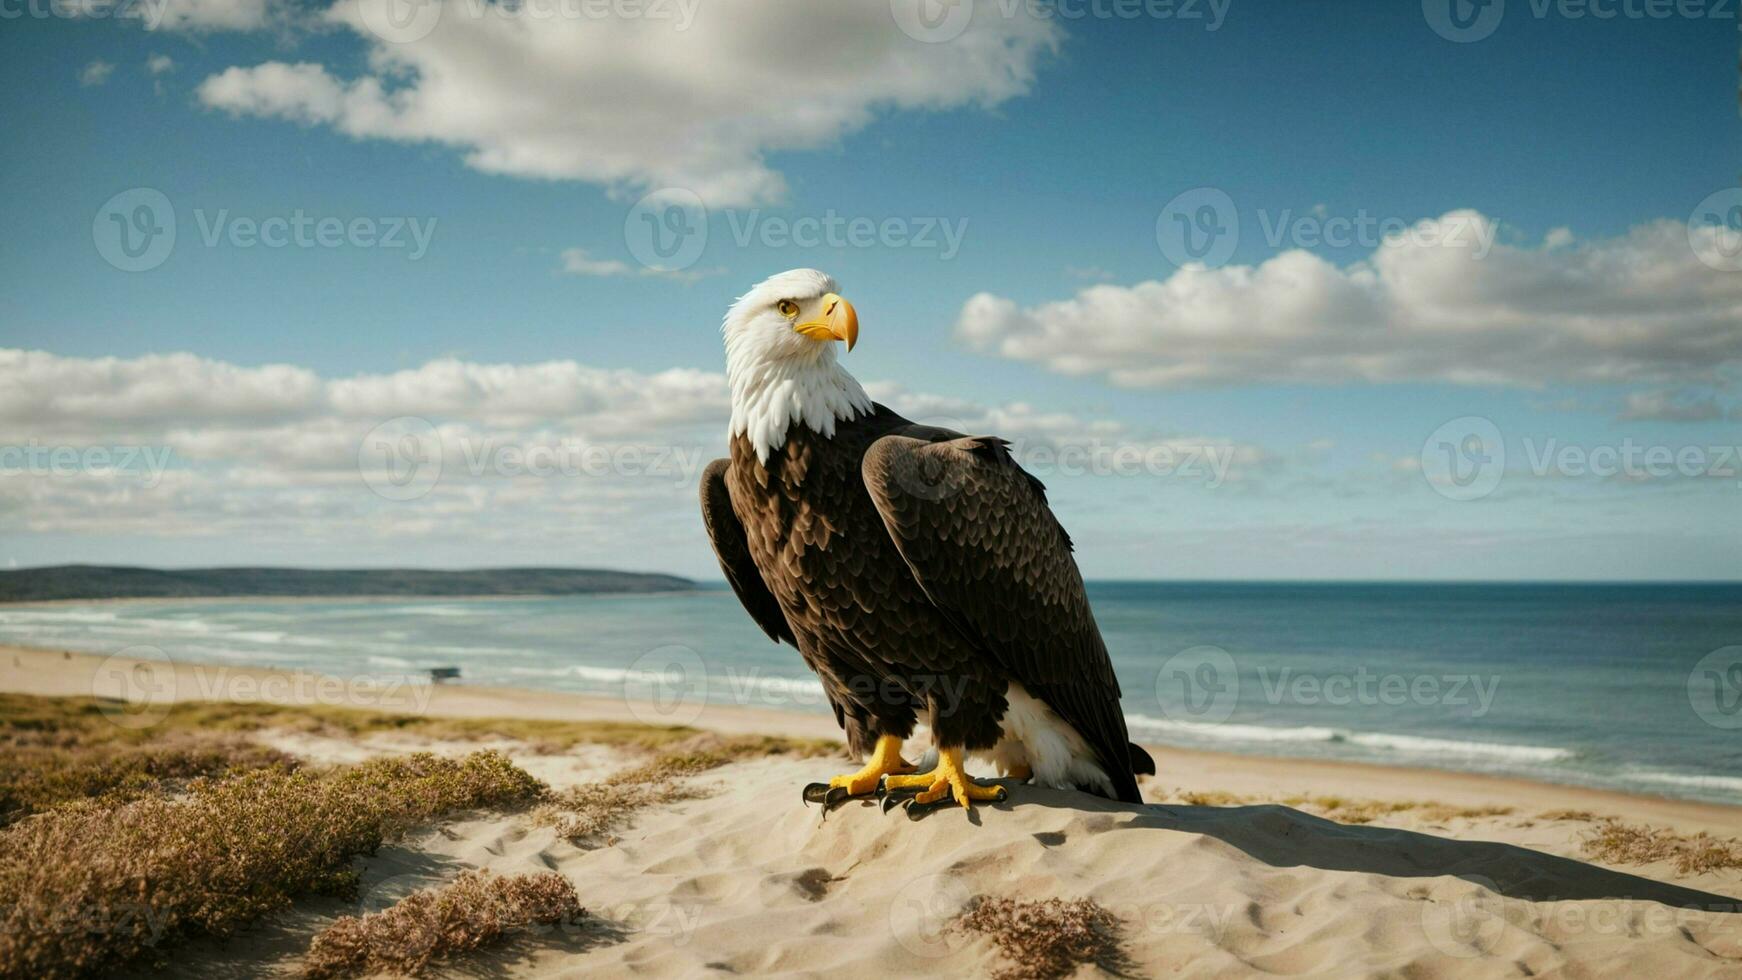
[1621,770,1742,794]
[0,609,119,625]
[501,663,828,702]
[1124,715,1341,744]
[1123,714,1572,762]
[366,655,419,669]
[1343,731,1572,762]
[378,605,501,618]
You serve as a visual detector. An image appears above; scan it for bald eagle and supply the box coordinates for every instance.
[701,269,1153,811]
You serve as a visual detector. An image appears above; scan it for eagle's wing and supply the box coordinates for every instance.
[700,458,796,647]
[862,433,1145,803]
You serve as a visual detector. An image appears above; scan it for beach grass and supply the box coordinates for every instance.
[1581,819,1742,875]
[953,896,1127,980]
[1163,787,1514,825]
[0,750,545,978]
[0,691,840,977]
[302,870,584,979]
[0,690,708,754]
[534,737,830,843]
[1,738,299,824]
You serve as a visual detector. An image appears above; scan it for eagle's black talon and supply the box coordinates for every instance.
[880,793,908,814]
[823,786,852,810]
[801,782,832,806]
[903,796,950,819]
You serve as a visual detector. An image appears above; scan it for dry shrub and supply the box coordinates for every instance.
[1581,819,1742,875]
[0,750,545,978]
[531,734,842,843]
[0,691,839,758]
[1163,788,1512,825]
[953,896,1125,980]
[302,870,582,978]
[532,748,738,842]
[1538,809,1597,822]
[0,740,297,824]
[1282,796,1513,825]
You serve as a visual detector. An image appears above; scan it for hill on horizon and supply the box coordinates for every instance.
[0,565,695,602]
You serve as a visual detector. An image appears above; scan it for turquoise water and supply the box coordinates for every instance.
[3,583,1739,805]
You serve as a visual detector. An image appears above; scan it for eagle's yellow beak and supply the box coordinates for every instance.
[794,293,858,352]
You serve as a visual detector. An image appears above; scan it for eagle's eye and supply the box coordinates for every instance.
[777,299,799,319]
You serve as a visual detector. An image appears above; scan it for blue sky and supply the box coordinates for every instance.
[1,0,1739,579]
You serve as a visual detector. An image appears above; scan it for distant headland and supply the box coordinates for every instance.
[0,565,696,602]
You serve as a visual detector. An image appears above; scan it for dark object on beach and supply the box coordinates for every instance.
[428,667,461,684]
[0,565,694,602]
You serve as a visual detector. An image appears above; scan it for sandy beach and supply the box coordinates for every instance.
[3,640,1740,977]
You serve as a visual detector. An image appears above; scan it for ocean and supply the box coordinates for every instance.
[3,583,1739,806]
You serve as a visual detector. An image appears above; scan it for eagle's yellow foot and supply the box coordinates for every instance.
[802,734,914,810]
[880,747,1008,816]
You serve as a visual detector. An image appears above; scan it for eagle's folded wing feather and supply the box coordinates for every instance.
[861,433,1143,803]
[701,458,796,647]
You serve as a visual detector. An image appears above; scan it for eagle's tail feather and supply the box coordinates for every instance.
[1129,742,1156,776]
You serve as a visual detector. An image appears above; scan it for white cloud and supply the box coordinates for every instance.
[557,247,718,282]
[1618,388,1727,423]
[1,348,1265,548]
[958,211,1742,389]
[867,382,1268,487]
[79,60,114,86]
[147,54,177,74]
[558,249,638,278]
[0,350,324,426]
[197,0,1059,205]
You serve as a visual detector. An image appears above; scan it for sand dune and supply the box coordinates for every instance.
[148,751,1740,979]
[6,644,1737,978]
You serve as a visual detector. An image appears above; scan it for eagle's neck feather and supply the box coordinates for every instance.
[726,350,871,462]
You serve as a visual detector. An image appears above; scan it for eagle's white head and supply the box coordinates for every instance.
[723,268,872,461]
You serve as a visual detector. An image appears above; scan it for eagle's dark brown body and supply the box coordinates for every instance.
[701,403,1149,803]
